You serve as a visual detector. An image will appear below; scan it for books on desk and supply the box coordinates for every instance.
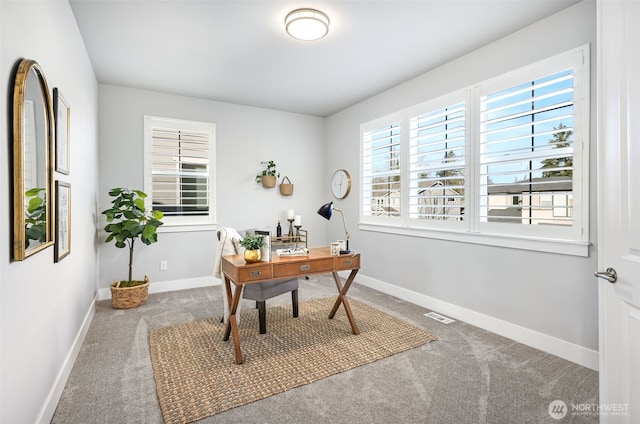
[276,247,310,257]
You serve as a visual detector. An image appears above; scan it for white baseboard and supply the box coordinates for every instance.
[96,272,598,370]
[97,275,218,300]
[38,296,96,424]
[353,272,599,371]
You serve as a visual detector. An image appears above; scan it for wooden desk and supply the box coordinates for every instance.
[221,247,361,364]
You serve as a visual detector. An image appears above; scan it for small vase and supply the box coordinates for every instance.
[244,249,261,263]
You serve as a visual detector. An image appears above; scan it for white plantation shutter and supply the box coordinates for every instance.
[408,101,466,222]
[362,119,402,218]
[145,117,215,226]
[479,70,575,227]
[359,46,589,254]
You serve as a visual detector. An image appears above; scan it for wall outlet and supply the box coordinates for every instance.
[159,260,168,271]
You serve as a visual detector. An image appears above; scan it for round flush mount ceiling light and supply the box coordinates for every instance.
[285,8,330,41]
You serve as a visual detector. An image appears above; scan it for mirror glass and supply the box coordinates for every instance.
[13,59,54,260]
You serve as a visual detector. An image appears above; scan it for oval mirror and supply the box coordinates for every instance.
[12,59,54,260]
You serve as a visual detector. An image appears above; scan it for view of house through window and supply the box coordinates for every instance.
[362,120,401,217]
[409,102,466,221]
[360,46,588,249]
[480,70,574,226]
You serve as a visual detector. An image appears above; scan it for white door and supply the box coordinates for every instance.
[597,1,640,422]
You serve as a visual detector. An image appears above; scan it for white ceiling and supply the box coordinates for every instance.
[69,0,580,117]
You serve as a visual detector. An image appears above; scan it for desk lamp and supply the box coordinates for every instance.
[317,201,350,254]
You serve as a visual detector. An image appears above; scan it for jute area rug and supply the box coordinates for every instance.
[149,297,437,424]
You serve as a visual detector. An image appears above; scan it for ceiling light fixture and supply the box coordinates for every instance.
[285,8,330,41]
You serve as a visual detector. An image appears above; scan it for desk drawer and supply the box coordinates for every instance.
[273,258,333,278]
[238,265,272,282]
[334,255,360,270]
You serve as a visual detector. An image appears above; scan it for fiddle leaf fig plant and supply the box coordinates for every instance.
[24,187,47,248]
[102,188,164,286]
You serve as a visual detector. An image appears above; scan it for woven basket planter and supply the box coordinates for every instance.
[261,175,276,188]
[110,276,150,309]
[279,176,293,196]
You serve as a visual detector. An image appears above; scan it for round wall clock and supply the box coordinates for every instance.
[331,169,351,199]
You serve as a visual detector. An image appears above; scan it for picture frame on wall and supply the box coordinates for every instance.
[55,180,71,262]
[53,87,70,175]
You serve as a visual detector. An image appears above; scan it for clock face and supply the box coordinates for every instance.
[331,169,351,199]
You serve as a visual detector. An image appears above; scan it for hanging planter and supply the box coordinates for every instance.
[279,176,294,196]
[261,175,277,188]
[255,160,279,188]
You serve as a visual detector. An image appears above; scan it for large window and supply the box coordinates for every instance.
[360,46,589,255]
[144,116,216,228]
[479,67,579,240]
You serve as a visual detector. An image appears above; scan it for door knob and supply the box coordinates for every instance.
[595,267,617,283]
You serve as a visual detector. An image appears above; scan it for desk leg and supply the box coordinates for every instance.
[222,276,244,364]
[329,270,360,335]
[222,276,233,340]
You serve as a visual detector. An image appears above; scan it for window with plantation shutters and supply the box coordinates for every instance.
[144,116,215,227]
[359,45,589,256]
[408,101,466,223]
[361,118,402,218]
[479,70,575,228]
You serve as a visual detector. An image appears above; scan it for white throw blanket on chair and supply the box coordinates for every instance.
[214,227,244,323]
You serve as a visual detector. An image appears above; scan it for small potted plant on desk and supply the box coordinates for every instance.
[255,160,279,188]
[238,233,265,263]
[102,188,164,309]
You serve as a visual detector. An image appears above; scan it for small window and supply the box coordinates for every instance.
[362,118,402,219]
[144,116,215,228]
[409,100,466,223]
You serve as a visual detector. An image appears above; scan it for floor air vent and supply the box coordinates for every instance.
[424,311,455,324]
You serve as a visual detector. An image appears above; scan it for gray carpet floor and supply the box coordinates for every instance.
[52,276,598,424]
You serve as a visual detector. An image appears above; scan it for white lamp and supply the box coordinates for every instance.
[285,8,330,41]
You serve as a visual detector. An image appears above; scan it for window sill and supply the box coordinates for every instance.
[358,222,590,257]
[158,223,217,233]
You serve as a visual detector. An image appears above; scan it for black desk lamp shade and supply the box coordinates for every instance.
[317,201,350,253]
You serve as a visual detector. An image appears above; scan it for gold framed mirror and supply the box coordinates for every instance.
[12,59,55,260]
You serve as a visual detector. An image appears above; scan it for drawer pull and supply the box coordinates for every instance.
[300,264,310,271]
[249,270,262,277]
[343,260,352,266]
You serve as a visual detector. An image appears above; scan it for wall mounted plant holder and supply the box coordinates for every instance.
[255,160,279,188]
[279,176,294,196]
[261,175,277,188]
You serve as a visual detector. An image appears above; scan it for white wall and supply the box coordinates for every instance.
[325,1,599,368]
[98,85,326,291]
[0,1,99,423]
